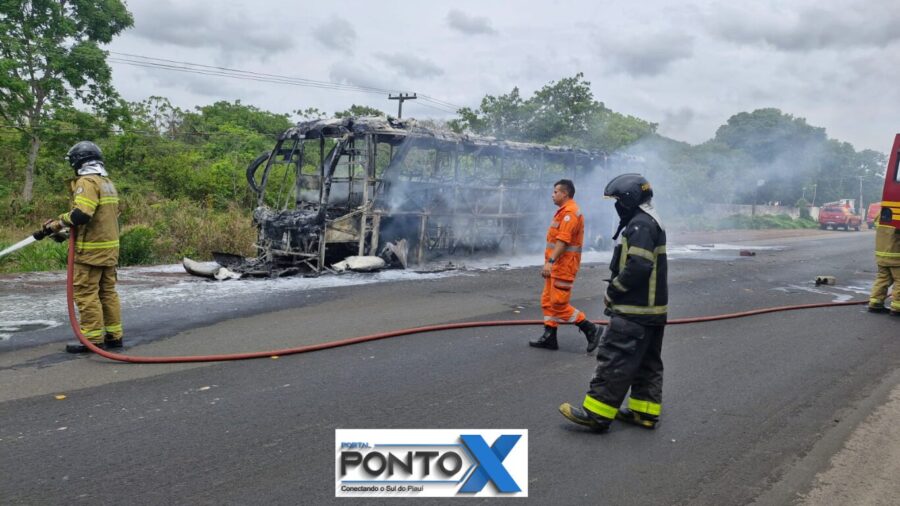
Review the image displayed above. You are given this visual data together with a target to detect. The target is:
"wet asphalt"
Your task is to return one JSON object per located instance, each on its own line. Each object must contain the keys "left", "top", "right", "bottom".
{"left": 1, "top": 230, "right": 898, "bottom": 505}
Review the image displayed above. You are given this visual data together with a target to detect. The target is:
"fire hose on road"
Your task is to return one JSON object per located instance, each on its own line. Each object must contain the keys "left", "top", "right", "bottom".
{"left": 61, "top": 228, "right": 880, "bottom": 364}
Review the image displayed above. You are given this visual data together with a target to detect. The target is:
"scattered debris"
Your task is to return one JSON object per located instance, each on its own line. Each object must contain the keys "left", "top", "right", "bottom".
{"left": 332, "top": 256, "right": 386, "bottom": 273}
{"left": 413, "top": 262, "right": 459, "bottom": 274}
{"left": 182, "top": 258, "right": 242, "bottom": 281}
{"left": 815, "top": 275, "right": 837, "bottom": 286}
{"left": 380, "top": 239, "right": 409, "bottom": 269}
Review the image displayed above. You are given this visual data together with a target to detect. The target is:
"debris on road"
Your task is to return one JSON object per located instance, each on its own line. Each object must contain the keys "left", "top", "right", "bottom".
{"left": 182, "top": 258, "right": 242, "bottom": 281}
{"left": 815, "top": 275, "right": 837, "bottom": 286}
{"left": 332, "top": 256, "right": 386, "bottom": 273}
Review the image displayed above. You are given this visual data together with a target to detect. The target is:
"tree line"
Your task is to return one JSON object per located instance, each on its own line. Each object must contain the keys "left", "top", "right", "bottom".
{"left": 0, "top": 1, "right": 887, "bottom": 239}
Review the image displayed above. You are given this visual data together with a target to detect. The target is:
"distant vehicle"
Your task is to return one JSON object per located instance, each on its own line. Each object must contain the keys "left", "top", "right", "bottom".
{"left": 818, "top": 202, "right": 861, "bottom": 231}
{"left": 866, "top": 203, "right": 882, "bottom": 229}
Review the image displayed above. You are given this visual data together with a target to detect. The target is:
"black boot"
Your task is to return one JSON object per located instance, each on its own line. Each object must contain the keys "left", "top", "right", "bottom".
{"left": 103, "top": 333, "right": 124, "bottom": 349}
{"left": 558, "top": 403, "right": 610, "bottom": 432}
{"left": 616, "top": 408, "right": 659, "bottom": 429}
{"left": 65, "top": 337, "right": 123, "bottom": 354}
{"left": 577, "top": 320, "right": 602, "bottom": 353}
{"left": 65, "top": 341, "right": 101, "bottom": 354}
{"left": 529, "top": 325, "right": 558, "bottom": 350}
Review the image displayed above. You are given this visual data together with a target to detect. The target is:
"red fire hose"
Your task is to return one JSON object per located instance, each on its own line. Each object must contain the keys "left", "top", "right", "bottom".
{"left": 65, "top": 229, "right": 879, "bottom": 364}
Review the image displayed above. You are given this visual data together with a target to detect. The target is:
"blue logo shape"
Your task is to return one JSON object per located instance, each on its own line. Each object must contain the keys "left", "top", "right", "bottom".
{"left": 458, "top": 434, "right": 522, "bottom": 493}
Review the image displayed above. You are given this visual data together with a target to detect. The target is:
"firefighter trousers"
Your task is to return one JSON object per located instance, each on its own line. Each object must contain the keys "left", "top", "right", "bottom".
{"left": 582, "top": 316, "right": 665, "bottom": 421}
{"left": 870, "top": 265, "right": 900, "bottom": 312}
{"left": 541, "top": 276, "right": 587, "bottom": 328}
{"left": 73, "top": 262, "right": 123, "bottom": 343}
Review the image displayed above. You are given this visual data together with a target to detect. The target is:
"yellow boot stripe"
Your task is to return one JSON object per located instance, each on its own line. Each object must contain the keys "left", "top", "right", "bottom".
{"left": 583, "top": 396, "right": 618, "bottom": 420}
{"left": 628, "top": 397, "right": 662, "bottom": 416}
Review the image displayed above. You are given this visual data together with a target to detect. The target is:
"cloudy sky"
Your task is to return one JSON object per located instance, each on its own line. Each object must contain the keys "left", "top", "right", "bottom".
{"left": 106, "top": 0, "right": 899, "bottom": 152}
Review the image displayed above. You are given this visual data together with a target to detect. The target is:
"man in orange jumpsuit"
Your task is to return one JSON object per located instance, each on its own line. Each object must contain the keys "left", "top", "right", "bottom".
{"left": 529, "top": 179, "right": 601, "bottom": 351}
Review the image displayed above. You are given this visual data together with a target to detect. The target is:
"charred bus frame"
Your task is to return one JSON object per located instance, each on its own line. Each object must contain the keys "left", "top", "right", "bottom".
{"left": 245, "top": 116, "right": 608, "bottom": 276}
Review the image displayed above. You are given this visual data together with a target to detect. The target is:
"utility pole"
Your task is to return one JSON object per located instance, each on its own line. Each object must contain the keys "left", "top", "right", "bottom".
{"left": 388, "top": 93, "right": 416, "bottom": 118}
{"left": 858, "top": 175, "right": 864, "bottom": 216}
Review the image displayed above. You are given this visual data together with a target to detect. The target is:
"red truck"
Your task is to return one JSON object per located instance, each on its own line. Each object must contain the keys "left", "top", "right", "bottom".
{"left": 818, "top": 201, "right": 862, "bottom": 231}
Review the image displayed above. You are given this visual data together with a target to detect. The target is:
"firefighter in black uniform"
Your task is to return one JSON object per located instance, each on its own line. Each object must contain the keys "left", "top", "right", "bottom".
{"left": 559, "top": 173, "right": 668, "bottom": 432}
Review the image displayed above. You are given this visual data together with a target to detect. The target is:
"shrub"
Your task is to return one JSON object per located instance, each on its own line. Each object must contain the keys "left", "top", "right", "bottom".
{"left": 119, "top": 225, "right": 156, "bottom": 265}
{"left": 0, "top": 237, "right": 68, "bottom": 273}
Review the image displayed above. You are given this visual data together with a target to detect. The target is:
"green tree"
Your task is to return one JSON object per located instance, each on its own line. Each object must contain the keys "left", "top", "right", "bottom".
{"left": 334, "top": 104, "right": 385, "bottom": 118}
{"left": 713, "top": 108, "right": 826, "bottom": 164}
{"left": 449, "top": 86, "right": 530, "bottom": 140}
{"left": 0, "top": 0, "right": 133, "bottom": 201}
{"left": 296, "top": 107, "right": 325, "bottom": 120}
{"left": 449, "top": 74, "right": 655, "bottom": 151}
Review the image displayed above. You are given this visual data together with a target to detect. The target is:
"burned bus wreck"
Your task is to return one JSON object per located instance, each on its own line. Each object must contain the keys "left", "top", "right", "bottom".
{"left": 229, "top": 116, "right": 611, "bottom": 276}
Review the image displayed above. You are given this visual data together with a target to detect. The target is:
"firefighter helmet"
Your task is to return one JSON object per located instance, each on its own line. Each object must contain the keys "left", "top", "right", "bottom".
{"left": 65, "top": 141, "right": 103, "bottom": 170}
{"left": 604, "top": 173, "right": 653, "bottom": 209}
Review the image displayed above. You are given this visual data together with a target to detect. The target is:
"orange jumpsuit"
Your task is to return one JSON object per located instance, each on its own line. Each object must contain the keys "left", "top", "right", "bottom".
{"left": 541, "top": 199, "right": 587, "bottom": 328}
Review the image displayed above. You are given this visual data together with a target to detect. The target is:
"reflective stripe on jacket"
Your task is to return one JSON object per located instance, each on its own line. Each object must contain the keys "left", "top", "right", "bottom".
{"left": 606, "top": 210, "right": 668, "bottom": 326}
{"left": 59, "top": 174, "right": 120, "bottom": 266}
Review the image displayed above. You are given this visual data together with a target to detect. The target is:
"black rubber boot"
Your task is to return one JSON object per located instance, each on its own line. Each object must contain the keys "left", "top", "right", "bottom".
{"left": 65, "top": 342, "right": 102, "bottom": 354}
{"left": 529, "top": 325, "right": 558, "bottom": 350}
{"left": 577, "top": 320, "right": 602, "bottom": 353}
{"left": 558, "top": 403, "right": 611, "bottom": 432}
{"left": 65, "top": 337, "right": 123, "bottom": 354}
{"left": 104, "top": 333, "right": 124, "bottom": 349}
{"left": 616, "top": 408, "right": 659, "bottom": 429}
{"left": 868, "top": 304, "right": 888, "bottom": 313}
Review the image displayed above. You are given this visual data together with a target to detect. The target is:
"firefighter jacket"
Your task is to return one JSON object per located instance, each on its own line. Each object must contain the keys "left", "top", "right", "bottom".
{"left": 874, "top": 223, "right": 900, "bottom": 267}
{"left": 58, "top": 174, "right": 120, "bottom": 267}
{"left": 546, "top": 199, "right": 584, "bottom": 282}
{"left": 606, "top": 205, "right": 667, "bottom": 326}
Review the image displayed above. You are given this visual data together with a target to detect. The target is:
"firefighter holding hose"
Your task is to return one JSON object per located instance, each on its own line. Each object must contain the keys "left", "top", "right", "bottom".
{"left": 38, "top": 141, "right": 124, "bottom": 353}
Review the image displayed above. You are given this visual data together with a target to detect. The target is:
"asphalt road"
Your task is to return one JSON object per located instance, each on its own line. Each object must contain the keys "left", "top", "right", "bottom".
{"left": 1, "top": 230, "right": 898, "bottom": 505}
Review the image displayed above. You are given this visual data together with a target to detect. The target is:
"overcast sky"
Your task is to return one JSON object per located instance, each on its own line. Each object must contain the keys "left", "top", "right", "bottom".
{"left": 106, "top": 0, "right": 899, "bottom": 152}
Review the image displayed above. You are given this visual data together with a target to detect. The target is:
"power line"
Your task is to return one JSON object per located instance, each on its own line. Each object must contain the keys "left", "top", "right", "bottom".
{"left": 109, "top": 56, "right": 458, "bottom": 115}
{"left": 109, "top": 52, "right": 396, "bottom": 95}
{"left": 107, "top": 52, "right": 463, "bottom": 114}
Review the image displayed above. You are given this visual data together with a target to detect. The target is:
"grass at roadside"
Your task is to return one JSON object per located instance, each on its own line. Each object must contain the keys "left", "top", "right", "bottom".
{"left": 1, "top": 196, "right": 257, "bottom": 274}
{"left": 669, "top": 213, "right": 819, "bottom": 231}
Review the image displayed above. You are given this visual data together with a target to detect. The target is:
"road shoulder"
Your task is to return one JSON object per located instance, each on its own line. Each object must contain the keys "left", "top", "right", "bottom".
{"left": 752, "top": 365, "right": 900, "bottom": 505}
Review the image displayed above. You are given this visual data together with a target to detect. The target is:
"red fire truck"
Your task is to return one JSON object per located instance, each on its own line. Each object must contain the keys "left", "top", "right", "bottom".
{"left": 880, "top": 135, "right": 900, "bottom": 228}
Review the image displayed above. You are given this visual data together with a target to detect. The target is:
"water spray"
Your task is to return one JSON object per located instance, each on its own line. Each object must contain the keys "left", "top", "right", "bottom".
{"left": 0, "top": 227, "right": 69, "bottom": 259}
